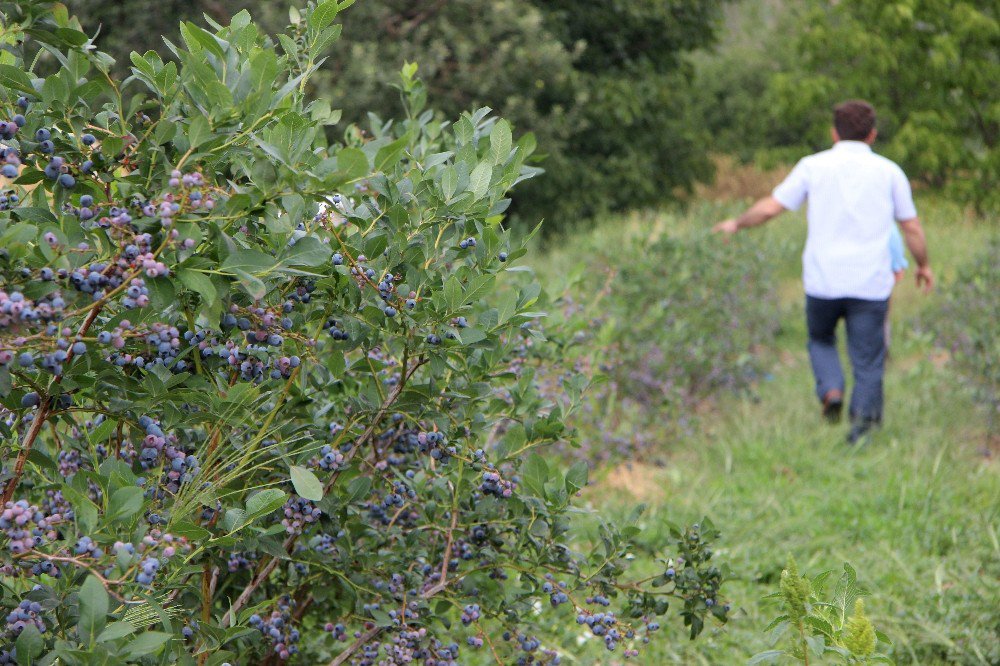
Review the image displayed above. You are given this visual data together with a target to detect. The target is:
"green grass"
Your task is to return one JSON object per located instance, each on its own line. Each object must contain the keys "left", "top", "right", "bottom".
{"left": 533, "top": 197, "right": 1000, "bottom": 664}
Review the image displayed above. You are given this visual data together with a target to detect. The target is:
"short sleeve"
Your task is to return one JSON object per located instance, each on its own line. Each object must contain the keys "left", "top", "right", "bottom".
{"left": 891, "top": 167, "right": 917, "bottom": 221}
{"left": 772, "top": 159, "right": 810, "bottom": 211}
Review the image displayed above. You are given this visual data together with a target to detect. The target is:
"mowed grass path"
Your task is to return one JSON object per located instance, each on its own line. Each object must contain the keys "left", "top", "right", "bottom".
{"left": 552, "top": 200, "right": 999, "bottom": 664}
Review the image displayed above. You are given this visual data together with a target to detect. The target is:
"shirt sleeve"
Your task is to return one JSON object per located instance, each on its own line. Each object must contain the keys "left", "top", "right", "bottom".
{"left": 772, "top": 159, "right": 809, "bottom": 211}
{"left": 891, "top": 167, "right": 918, "bottom": 221}
{"left": 888, "top": 225, "right": 908, "bottom": 271}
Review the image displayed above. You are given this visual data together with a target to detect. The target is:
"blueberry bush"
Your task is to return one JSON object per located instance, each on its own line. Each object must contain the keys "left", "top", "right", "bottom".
{"left": 929, "top": 240, "right": 1000, "bottom": 431}
{"left": 533, "top": 224, "right": 779, "bottom": 465}
{"left": 0, "top": 1, "right": 729, "bottom": 663}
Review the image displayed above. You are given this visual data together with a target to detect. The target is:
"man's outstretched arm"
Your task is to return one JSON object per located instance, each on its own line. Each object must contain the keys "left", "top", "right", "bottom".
{"left": 898, "top": 217, "right": 933, "bottom": 292}
{"left": 713, "top": 196, "right": 787, "bottom": 236}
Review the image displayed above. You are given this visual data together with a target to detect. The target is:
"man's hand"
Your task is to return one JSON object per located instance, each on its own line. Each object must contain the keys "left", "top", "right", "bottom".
{"left": 712, "top": 219, "right": 739, "bottom": 236}
{"left": 915, "top": 265, "right": 934, "bottom": 293}
{"left": 712, "top": 197, "right": 786, "bottom": 239}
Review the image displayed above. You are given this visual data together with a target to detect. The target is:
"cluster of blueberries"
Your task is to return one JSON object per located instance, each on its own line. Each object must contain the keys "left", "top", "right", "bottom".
{"left": 0, "top": 189, "right": 20, "bottom": 210}
{"left": 0, "top": 501, "right": 62, "bottom": 554}
{"left": 311, "top": 444, "right": 345, "bottom": 472}
{"left": 57, "top": 449, "right": 81, "bottom": 478}
{"left": 541, "top": 575, "right": 570, "bottom": 607}
{"left": 281, "top": 497, "right": 322, "bottom": 536}
{"left": 73, "top": 535, "right": 104, "bottom": 559}
{"left": 135, "top": 556, "right": 160, "bottom": 586}
{"left": 323, "top": 621, "right": 348, "bottom": 641}
{"left": 365, "top": 480, "right": 417, "bottom": 526}
{"left": 39, "top": 151, "right": 76, "bottom": 188}
{"left": 29, "top": 559, "right": 60, "bottom": 579}
{"left": 0, "top": 289, "right": 65, "bottom": 334}
{"left": 249, "top": 596, "right": 300, "bottom": 660}
{"left": 227, "top": 551, "right": 255, "bottom": 573}
{"left": 0, "top": 112, "right": 24, "bottom": 177}
{"left": 479, "top": 466, "right": 516, "bottom": 499}
{"left": 352, "top": 628, "right": 465, "bottom": 666}
{"left": 4, "top": 600, "right": 45, "bottom": 637}
{"left": 0, "top": 112, "right": 24, "bottom": 142}
{"left": 310, "top": 532, "right": 342, "bottom": 555}
{"left": 135, "top": 415, "right": 199, "bottom": 491}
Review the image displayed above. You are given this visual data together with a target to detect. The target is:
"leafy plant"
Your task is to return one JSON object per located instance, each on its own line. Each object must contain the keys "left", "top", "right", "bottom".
{"left": 751, "top": 558, "right": 893, "bottom": 665}
{"left": 0, "top": 1, "right": 729, "bottom": 663}
{"left": 928, "top": 239, "right": 1000, "bottom": 431}
{"left": 65, "top": 0, "right": 732, "bottom": 231}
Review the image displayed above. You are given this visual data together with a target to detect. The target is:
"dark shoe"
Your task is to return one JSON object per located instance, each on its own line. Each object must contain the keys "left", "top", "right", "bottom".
{"left": 846, "top": 418, "right": 879, "bottom": 445}
{"left": 822, "top": 389, "right": 844, "bottom": 423}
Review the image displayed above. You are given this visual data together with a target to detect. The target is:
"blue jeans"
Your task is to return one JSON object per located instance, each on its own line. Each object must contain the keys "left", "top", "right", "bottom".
{"left": 805, "top": 296, "right": 889, "bottom": 422}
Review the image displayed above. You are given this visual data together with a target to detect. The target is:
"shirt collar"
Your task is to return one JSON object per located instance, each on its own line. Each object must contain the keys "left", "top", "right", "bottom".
{"left": 833, "top": 140, "right": 873, "bottom": 152}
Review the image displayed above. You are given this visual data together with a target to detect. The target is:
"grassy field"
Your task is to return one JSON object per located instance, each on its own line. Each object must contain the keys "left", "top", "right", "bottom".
{"left": 534, "top": 198, "right": 1000, "bottom": 664}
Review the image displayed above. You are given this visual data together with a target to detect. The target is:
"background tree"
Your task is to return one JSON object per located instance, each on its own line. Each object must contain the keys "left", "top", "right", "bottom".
{"left": 66, "top": 0, "right": 733, "bottom": 230}
{"left": 691, "top": 0, "right": 999, "bottom": 212}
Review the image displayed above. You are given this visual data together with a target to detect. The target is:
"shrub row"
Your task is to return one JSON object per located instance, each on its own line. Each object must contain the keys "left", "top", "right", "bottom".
{"left": 536, "top": 219, "right": 779, "bottom": 465}
{"left": 931, "top": 240, "right": 1000, "bottom": 427}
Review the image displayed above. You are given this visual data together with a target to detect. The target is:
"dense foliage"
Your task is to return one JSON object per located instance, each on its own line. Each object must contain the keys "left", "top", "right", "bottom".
{"left": 537, "top": 218, "right": 778, "bottom": 465}
{"left": 694, "top": 0, "right": 999, "bottom": 212}
{"left": 0, "top": 1, "right": 731, "bottom": 663}
{"left": 930, "top": 240, "right": 1000, "bottom": 429}
{"left": 65, "top": 0, "right": 732, "bottom": 231}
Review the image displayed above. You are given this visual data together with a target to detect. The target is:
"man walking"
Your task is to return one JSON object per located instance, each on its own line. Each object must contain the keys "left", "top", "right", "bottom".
{"left": 713, "top": 100, "right": 933, "bottom": 443}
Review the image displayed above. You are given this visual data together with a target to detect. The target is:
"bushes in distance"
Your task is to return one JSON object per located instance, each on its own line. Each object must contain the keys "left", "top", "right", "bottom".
{"left": 537, "top": 218, "right": 779, "bottom": 464}
{"left": 0, "top": 1, "right": 729, "bottom": 663}
{"left": 931, "top": 240, "right": 1000, "bottom": 429}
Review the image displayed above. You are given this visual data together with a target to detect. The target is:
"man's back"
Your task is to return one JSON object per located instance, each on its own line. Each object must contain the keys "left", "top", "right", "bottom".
{"left": 772, "top": 141, "right": 916, "bottom": 300}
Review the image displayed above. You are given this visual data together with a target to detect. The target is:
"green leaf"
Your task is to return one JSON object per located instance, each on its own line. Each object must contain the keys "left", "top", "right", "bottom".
{"left": 290, "top": 465, "right": 324, "bottom": 501}
{"left": 374, "top": 135, "right": 409, "bottom": 173}
{"left": 454, "top": 116, "right": 474, "bottom": 144}
{"left": 124, "top": 631, "right": 172, "bottom": 658}
{"left": 747, "top": 650, "right": 785, "bottom": 665}
{"left": 521, "top": 453, "right": 548, "bottom": 499}
{"left": 443, "top": 276, "right": 463, "bottom": 312}
{"left": 169, "top": 521, "right": 212, "bottom": 541}
{"left": 440, "top": 166, "right": 457, "bottom": 200}
{"left": 107, "top": 487, "right": 144, "bottom": 521}
{"left": 178, "top": 268, "right": 217, "bottom": 302}
{"left": 230, "top": 268, "right": 266, "bottom": 300}
{"left": 86, "top": 418, "right": 118, "bottom": 446}
{"left": 15, "top": 623, "right": 43, "bottom": 662}
{"left": 345, "top": 476, "right": 371, "bottom": 503}
{"left": 221, "top": 249, "right": 278, "bottom": 276}
{"left": 0, "top": 64, "right": 35, "bottom": 94}
{"left": 370, "top": 609, "right": 394, "bottom": 627}
{"left": 78, "top": 575, "right": 109, "bottom": 645}
{"left": 336, "top": 147, "right": 368, "bottom": 180}
{"left": 97, "top": 621, "right": 136, "bottom": 643}
{"left": 490, "top": 119, "right": 512, "bottom": 164}
{"left": 246, "top": 489, "right": 287, "bottom": 517}
{"left": 496, "top": 290, "right": 518, "bottom": 326}
{"left": 565, "top": 461, "right": 588, "bottom": 494}
{"left": 309, "top": 0, "right": 341, "bottom": 31}
{"left": 462, "top": 275, "right": 495, "bottom": 306}
{"left": 469, "top": 161, "right": 492, "bottom": 200}
{"left": 188, "top": 115, "right": 212, "bottom": 149}
{"left": 283, "top": 236, "right": 332, "bottom": 267}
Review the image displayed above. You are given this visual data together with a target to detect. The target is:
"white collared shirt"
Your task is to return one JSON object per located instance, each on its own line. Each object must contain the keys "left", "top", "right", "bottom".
{"left": 772, "top": 141, "right": 917, "bottom": 300}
